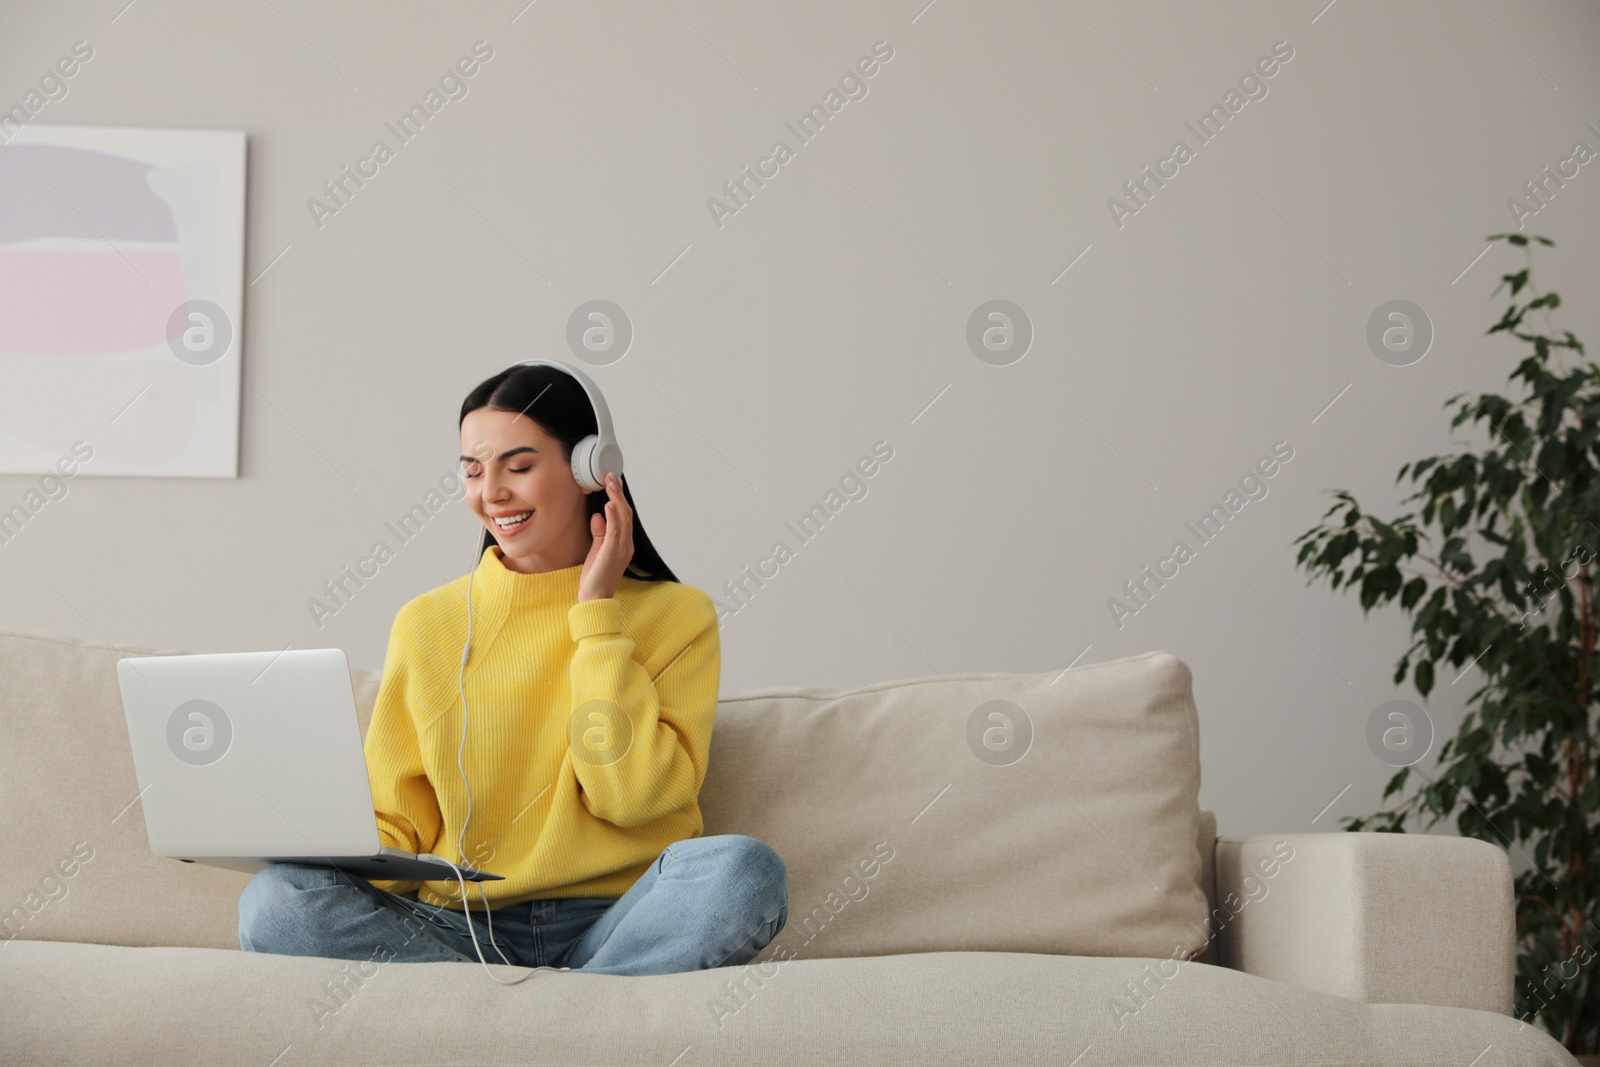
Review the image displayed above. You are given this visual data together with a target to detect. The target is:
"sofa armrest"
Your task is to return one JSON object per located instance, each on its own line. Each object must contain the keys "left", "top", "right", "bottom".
{"left": 1214, "top": 831, "right": 1514, "bottom": 1015}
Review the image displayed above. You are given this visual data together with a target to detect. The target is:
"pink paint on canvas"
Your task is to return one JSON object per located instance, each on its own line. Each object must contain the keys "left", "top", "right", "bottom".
{"left": 0, "top": 249, "right": 187, "bottom": 355}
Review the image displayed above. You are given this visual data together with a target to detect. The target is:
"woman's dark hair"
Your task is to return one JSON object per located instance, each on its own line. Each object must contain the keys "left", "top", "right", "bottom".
{"left": 459, "top": 364, "right": 679, "bottom": 584}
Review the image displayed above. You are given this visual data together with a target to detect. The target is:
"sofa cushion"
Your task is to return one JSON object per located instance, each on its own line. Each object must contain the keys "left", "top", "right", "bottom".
{"left": 699, "top": 650, "right": 1210, "bottom": 963}
{"left": 0, "top": 940, "right": 1577, "bottom": 1066}
{"left": 2, "top": 629, "right": 1208, "bottom": 963}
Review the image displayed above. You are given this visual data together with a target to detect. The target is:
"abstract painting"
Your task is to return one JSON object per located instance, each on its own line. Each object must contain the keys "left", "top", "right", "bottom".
{"left": 0, "top": 124, "right": 246, "bottom": 477}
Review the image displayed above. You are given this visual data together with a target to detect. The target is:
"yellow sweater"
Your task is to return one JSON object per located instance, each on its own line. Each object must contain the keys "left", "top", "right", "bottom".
{"left": 362, "top": 544, "right": 720, "bottom": 910}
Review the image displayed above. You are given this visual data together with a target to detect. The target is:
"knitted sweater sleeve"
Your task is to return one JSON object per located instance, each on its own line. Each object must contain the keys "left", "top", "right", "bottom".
{"left": 363, "top": 603, "right": 443, "bottom": 894}
{"left": 564, "top": 588, "right": 720, "bottom": 829}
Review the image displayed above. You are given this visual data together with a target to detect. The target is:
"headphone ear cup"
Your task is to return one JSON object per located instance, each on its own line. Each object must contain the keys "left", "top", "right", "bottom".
{"left": 570, "top": 435, "right": 601, "bottom": 492}
{"left": 594, "top": 440, "right": 624, "bottom": 487}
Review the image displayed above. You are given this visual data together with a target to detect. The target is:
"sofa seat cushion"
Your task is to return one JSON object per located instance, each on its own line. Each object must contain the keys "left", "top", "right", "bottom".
{"left": 0, "top": 940, "right": 1575, "bottom": 1066}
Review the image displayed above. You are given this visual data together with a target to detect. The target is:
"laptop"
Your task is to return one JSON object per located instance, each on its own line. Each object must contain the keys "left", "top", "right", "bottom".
{"left": 115, "top": 647, "right": 503, "bottom": 884}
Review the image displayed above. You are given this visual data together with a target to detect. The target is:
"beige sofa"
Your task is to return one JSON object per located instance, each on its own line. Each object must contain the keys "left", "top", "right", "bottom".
{"left": 0, "top": 629, "right": 1577, "bottom": 1066}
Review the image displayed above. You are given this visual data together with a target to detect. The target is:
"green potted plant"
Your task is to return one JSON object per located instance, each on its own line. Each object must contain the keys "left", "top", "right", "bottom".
{"left": 1292, "top": 232, "right": 1597, "bottom": 1058}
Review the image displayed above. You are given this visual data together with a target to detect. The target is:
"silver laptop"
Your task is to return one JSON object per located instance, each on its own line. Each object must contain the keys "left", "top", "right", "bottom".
{"left": 115, "top": 647, "right": 502, "bottom": 884}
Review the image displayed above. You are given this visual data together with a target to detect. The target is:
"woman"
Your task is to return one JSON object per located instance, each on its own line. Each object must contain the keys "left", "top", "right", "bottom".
{"left": 237, "top": 361, "right": 788, "bottom": 979}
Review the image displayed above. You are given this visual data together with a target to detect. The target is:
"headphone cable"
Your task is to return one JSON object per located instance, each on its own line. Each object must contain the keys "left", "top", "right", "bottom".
{"left": 443, "top": 538, "right": 543, "bottom": 984}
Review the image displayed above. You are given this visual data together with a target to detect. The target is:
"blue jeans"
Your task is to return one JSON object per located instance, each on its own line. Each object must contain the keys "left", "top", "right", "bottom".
{"left": 237, "top": 834, "right": 788, "bottom": 976}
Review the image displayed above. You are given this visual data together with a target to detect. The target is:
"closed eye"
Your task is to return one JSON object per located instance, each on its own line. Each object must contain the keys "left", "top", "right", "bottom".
{"left": 463, "top": 466, "right": 533, "bottom": 478}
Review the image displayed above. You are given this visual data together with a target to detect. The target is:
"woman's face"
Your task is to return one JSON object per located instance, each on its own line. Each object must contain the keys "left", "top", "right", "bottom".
{"left": 459, "top": 407, "right": 594, "bottom": 574}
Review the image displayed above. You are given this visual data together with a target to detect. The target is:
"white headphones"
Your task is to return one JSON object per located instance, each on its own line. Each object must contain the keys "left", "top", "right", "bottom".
{"left": 440, "top": 359, "right": 625, "bottom": 983}
{"left": 523, "top": 358, "right": 626, "bottom": 493}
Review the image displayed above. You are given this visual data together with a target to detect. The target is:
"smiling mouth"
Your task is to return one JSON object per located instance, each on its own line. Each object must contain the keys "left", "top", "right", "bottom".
{"left": 491, "top": 510, "right": 532, "bottom": 534}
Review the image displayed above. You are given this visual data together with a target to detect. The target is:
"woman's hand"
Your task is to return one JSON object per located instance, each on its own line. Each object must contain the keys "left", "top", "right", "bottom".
{"left": 578, "top": 472, "right": 634, "bottom": 603}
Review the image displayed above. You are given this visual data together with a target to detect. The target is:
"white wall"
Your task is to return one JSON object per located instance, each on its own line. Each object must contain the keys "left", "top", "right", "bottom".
{"left": 3, "top": 0, "right": 1598, "bottom": 838}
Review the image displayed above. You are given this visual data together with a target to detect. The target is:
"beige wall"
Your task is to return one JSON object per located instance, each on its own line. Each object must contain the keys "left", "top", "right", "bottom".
{"left": 2, "top": 1, "right": 1598, "bottom": 839}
